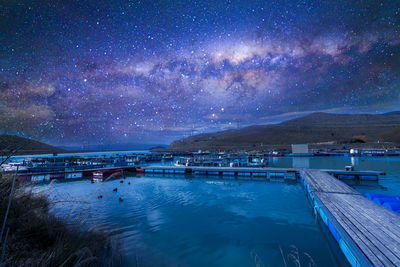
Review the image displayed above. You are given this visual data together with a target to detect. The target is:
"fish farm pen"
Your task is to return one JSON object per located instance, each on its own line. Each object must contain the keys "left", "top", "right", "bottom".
{"left": 2, "top": 153, "right": 400, "bottom": 266}
{"left": 11, "top": 164, "right": 384, "bottom": 183}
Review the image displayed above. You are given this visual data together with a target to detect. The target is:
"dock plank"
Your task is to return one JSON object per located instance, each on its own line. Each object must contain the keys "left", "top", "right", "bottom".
{"left": 301, "top": 170, "right": 400, "bottom": 266}
{"left": 320, "top": 193, "right": 400, "bottom": 265}
{"left": 322, "top": 201, "right": 386, "bottom": 266}
{"left": 301, "top": 170, "right": 357, "bottom": 194}
{"left": 337, "top": 194, "right": 400, "bottom": 242}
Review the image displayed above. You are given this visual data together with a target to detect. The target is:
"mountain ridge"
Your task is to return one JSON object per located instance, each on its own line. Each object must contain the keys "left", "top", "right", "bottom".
{"left": 168, "top": 112, "right": 400, "bottom": 151}
{"left": 0, "top": 135, "right": 66, "bottom": 155}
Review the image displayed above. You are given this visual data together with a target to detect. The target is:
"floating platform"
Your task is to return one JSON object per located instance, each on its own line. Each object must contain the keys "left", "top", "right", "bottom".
{"left": 300, "top": 170, "right": 400, "bottom": 266}
{"left": 15, "top": 165, "right": 383, "bottom": 183}
{"left": 141, "top": 166, "right": 382, "bottom": 181}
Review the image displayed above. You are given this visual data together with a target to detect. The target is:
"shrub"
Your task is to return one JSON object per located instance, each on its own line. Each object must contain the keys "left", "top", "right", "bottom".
{"left": 0, "top": 173, "right": 121, "bottom": 266}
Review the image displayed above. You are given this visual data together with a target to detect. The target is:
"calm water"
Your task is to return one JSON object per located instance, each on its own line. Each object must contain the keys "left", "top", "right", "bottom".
{"left": 40, "top": 175, "right": 348, "bottom": 266}
{"left": 266, "top": 156, "right": 400, "bottom": 195}
{"left": 35, "top": 156, "right": 399, "bottom": 266}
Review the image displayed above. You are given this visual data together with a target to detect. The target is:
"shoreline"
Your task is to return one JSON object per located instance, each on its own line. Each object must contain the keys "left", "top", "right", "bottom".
{"left": 151, "top": 142, "right": 399, "bottom": 153}
{"left": 5, "top": 148, "right": 151, "bottom": 157}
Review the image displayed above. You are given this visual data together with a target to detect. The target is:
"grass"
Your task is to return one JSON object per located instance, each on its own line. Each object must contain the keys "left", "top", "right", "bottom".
{"left": 0, "top": 173, "right": 121, "bottom": 266}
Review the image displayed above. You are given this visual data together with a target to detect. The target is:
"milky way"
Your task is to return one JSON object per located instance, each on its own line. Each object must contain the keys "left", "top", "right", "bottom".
{"left": 1, "top": 1, "right": 400, "bottom": 146}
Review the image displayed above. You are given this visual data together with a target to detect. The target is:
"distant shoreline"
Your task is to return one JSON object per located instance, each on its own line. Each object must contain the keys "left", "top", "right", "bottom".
{"left": 8, "top": 148, "right": 150, "bottom": 156}
{"left": 5, "top": 143, "right": 400, "bottom": 156}
{"left": 150, "top": 142, "right": 399, "bottom": 153}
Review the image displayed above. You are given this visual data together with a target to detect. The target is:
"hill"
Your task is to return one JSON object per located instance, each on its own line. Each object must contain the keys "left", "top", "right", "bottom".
{"left": 168, "top": 112, "right": 400, "bottom": 151}
{"left": 385, "top": 111, "right": 400, "bottom": 115}
{"left": 0, "top": 135, "right": 66, "bottom": 156}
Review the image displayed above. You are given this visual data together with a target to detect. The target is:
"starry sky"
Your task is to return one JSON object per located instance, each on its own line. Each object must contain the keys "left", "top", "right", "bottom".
{"left": 1, "top": 0, "right": 400, "bottom": 147}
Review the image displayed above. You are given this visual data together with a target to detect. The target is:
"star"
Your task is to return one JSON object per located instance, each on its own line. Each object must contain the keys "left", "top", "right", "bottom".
{"left": 0, "top": 0, "right": 399, "bottom": 147}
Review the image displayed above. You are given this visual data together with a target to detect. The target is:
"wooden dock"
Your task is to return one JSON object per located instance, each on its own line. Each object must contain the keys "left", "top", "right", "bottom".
{"left": 300, "top": 169, "right": 400, "bottom": 266}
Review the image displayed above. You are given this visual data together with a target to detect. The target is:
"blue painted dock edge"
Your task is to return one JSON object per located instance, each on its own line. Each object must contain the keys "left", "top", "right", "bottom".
{"left": 299, "top": 173, "right": 372, "bottom": 267}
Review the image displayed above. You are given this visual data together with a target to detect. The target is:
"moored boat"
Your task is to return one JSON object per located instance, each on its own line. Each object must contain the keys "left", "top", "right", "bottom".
{"left": 267, "top": 151, "right": 283, "bottom": 157}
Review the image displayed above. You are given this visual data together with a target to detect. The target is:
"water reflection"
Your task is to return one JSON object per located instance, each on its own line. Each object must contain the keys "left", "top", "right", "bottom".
{"left": 38, "top": 175, "right": 349, "bottom": 266}
{"left": 292, "top": 157, "right": 310, "bottom": 169}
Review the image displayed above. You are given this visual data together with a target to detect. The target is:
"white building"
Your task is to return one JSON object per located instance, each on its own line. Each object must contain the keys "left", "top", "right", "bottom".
{"left": 291, "top": 144, "right": 309, "bottom": 154}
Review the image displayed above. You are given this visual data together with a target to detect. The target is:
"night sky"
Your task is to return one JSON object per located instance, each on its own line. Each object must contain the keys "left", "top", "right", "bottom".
{"left": 1, "top": 1, "right": 400, "bottom": 147}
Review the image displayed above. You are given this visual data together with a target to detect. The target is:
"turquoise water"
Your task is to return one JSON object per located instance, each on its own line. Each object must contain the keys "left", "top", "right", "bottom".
{"left": 40, "top": 175, "right": 348, "bottom": 266}
{"left": 33, "top": 156, "right": 399, "bottom": 266}
{"left": 266, "top": 156, "right": 400, "bottom": 195}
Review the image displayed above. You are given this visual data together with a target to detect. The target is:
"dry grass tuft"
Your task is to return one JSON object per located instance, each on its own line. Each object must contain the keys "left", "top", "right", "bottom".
{"left": 0, "top": 173, "right": 121, "bottom": 266}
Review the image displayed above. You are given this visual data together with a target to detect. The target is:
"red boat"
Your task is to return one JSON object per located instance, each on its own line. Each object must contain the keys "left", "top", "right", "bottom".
{"left": 83, "top": 170, "right": 94, "bottom": 176}
{"left": 267, "top": 151, "right": 283, "bottom": 157}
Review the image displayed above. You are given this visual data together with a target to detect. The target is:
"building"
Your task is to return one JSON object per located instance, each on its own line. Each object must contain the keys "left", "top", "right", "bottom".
{"left": 291, "top": 144, "right": 309, "bottom": 154}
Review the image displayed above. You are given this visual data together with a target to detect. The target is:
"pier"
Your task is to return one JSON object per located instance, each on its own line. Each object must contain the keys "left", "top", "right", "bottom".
{"left": 142, "top": 165, "right": 383, "bottom": 181}
{"left": 14, "top": 165, "right": 384, "bottom": 182}
{"left": 300, "top": 169, "right": 400, "bottom": 266}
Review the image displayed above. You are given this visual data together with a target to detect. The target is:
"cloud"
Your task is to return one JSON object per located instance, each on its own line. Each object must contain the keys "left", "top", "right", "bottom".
{"left": 1, "top": 25, "right": 400, "bottom": 145}
{"left": 0, "top": 103, "right": 55, "bottom": 136}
